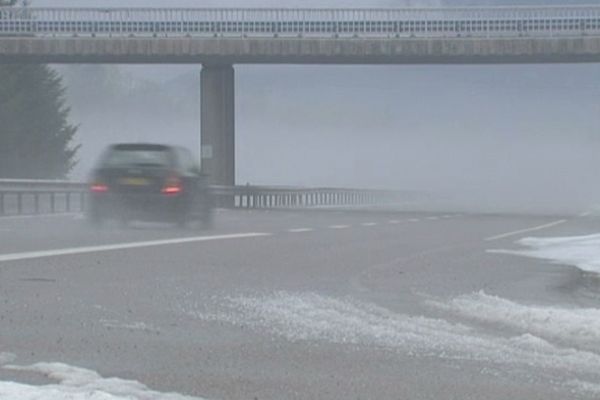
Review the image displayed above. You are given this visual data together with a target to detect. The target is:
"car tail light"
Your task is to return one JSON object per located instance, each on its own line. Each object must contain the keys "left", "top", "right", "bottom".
{"left": 90, "top": 183, "right": 109, "bottom": 193}
{"left": 162, "top": 175, "right": 183, "bottom": 196}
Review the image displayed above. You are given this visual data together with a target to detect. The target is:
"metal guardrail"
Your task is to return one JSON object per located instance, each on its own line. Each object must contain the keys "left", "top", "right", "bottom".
{"left": 0, "top": 179, "right": 86, "bottom": 216}
{"left": 0, "top": 180, "right": 402, "bottom": 217}
{"left": 1, "top": 6, "right": 600, "bottom": 38}
{"left": 211, "top": 185, "right": 400, "bottom": 209}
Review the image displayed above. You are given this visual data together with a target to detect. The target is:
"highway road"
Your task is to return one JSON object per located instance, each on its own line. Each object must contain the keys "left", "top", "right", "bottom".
{"left": 1, "top": 209, "right": 600, "bottom": 399}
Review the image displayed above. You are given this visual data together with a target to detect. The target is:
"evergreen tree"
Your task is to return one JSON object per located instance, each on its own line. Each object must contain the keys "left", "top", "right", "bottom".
{"left": 0, "top": 65, "right": 79, "bottom": 179}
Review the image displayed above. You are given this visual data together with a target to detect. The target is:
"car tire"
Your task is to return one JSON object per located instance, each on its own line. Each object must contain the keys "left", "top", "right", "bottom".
{"left": 174, "top": 209, "right": 190, "bottom": 229}
{"left": 88, "top": 209, "right": 105, "bottom": 228}
{"left": 200, "top": 207, "right": 214, "bottom": 230}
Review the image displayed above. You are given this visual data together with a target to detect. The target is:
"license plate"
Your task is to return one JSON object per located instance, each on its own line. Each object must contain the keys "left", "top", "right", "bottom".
{"left": 119, "top": 177, "right": 150, "bottom": 186}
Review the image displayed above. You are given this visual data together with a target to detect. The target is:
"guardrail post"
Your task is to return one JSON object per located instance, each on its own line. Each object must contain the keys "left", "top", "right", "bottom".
{"left": 66, "top": 192, "right": 71, "bottom": 212}
{"left": 80, "top": 191, "right": 86, "bottom": 212}
{"left": 17, "top": 193, "right": 22, "bottom": 215}
{"left": 0, "top": 193, "right": 4, "bottom": 216}
{"left": 34, "top": 193, "right": 39, "bottom": 214}
{"left": 50, "top": 192, "right": 56, "bottom": 213}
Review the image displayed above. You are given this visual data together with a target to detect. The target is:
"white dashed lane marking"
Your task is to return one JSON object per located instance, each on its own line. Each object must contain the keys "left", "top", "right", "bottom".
{"left": 484, "top": 219, "right": 568, "bottom": 242}
{"left": 287, "top": 228, "right": 314, "bottom": 233}
{"left": 361, "top": 222, "right": 378, "bottom": 227}
{"left": 329, "top": 225, "right": 351, "bottom": 230}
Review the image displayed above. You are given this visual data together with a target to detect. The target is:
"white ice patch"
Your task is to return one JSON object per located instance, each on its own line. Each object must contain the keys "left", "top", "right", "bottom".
{"left": 189, "top": 292, "right": 600, "bottom": 379}
{"left": 491, "top": 233, "right": 600, "bottom": 274}
{"left": 430, "top": 291, "right": 600, "bottom": 352}
{"left": 567, "top": 380, "right": 600, "bottom": 396}
{"left": 100, "top": 319, "right": 161, "bottom": 334}
{"left": 0, "top": 354, "right": 15, "bottom": 366}
{"left": 1, "top": 362, "right": 204, "bottom": 400}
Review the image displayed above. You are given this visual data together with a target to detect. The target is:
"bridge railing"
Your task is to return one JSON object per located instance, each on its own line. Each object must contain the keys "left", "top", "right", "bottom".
{"left": 0, "top": 179, "right": 404, "bottom": 217}
{"left": 1, "top": 6, "right": 600, "bottom": 38}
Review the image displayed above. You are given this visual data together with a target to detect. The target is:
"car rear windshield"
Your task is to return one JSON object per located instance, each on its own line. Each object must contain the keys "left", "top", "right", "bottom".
{"left": 102, "top": 148, "right": 171, "bottom": 168}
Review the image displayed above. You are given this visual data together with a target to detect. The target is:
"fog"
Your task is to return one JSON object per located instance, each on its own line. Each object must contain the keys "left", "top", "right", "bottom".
{"left": 28, "top": 0, "right": 600, "bottom": 215}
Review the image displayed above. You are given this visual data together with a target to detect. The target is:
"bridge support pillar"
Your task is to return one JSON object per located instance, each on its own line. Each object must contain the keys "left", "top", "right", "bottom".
{"left": 201, "top": 64, "right": 235, "bottom": 186}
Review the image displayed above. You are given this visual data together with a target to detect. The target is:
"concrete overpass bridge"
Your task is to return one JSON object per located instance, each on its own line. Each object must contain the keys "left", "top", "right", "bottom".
{"left": 1, "top": 5, "right": 600, "bottom": 185}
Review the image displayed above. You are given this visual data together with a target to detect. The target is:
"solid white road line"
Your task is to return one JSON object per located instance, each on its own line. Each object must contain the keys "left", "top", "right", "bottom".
{"left": 287, "top": 228, "right": 314, "bottom": 233}
{"left": 361, "top": 222, "right": 378, "bottom": 227}
{"left": 0, "top": 232, "right": 271, "bottom": 263}
{"left": 329, "top": 225, "right": 351, "bottom": 229}
{"left": 484, "top": 220, "right": 568, "bottom": 242}
{"left": 0, "top": 213, "right": 81, "bottom": 221}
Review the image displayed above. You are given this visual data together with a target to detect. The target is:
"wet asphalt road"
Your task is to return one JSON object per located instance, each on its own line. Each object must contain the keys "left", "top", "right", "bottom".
{"left": 0, "top": 209, "right": 599, "bottom": 400}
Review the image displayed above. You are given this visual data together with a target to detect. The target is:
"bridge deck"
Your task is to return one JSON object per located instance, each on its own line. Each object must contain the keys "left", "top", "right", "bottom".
{"left": 2, "top": 7, "right": 600, "bottom": 64}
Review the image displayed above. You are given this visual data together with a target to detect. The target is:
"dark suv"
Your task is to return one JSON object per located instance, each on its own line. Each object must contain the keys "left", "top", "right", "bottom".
{"left": 88, "top": 143, "right": 213, "bottom": 228}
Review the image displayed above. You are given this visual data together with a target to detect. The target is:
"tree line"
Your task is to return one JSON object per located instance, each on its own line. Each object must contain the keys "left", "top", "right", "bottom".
{"left": 0, "top": 0, "right": 79, "bottom": 179}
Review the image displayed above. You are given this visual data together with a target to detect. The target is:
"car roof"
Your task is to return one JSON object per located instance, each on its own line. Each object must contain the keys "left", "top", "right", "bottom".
{"left": 109, "top": 143, "right": 173, "bottom": 151}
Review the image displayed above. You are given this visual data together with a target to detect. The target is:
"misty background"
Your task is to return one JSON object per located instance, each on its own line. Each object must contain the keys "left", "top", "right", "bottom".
{"left": 25, "top": 0, "right": 600, "bottom": 213}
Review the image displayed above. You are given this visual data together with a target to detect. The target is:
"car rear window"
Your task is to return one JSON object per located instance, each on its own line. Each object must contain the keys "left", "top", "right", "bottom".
{"left": 102, "top": 148, "right": 171, "bottom": 168}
